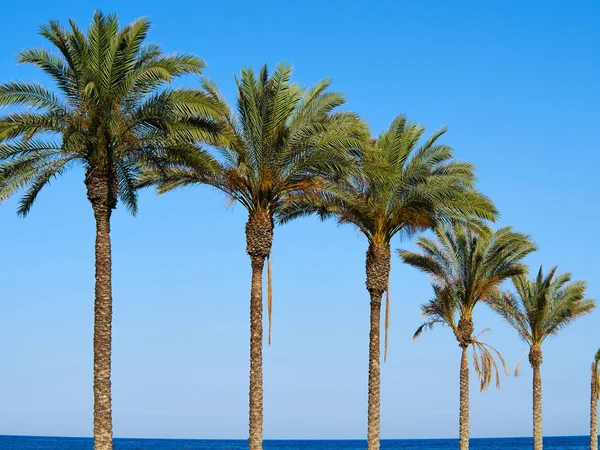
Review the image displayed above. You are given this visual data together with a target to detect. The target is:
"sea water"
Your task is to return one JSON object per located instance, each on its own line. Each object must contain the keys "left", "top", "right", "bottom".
{"left": 0, "top": 435, "right": 590, "bottom": 449}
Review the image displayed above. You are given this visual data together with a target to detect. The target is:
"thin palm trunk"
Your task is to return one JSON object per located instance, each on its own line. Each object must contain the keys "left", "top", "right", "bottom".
{"left": 367, "top": 290, "right": 382, "bottom": 450}
{"left": 92, "top": 207, "right": 113, "bottom": 450}
{"left": 245, "top": 212, "right": 273, "bottom": 450}
{"left": 591, "top": 366, "right": 598, "bottom": 450}
{"left": 533, "top": 364, "right": 543, "bottom": 450}
{"left": 459, "top": 345, "right": 469, "bottom": 450}
{"left": 249, "top": 255, "right": 265, "bottom": 450}
{"left": 365, "top": 243, "right": 390, "bottom": 450}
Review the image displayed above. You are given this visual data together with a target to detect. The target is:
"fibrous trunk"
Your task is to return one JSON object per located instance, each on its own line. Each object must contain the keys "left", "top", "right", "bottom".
{"left": 246, "top": 211, "right": 273, "bottom": 450}
{"left": 365, "top": 243, "right": 391, "bottom": 450}
{"left": 459, "top": 345, "right": 469, "bottom": 450}
{"left": 530, "top": 347, "right": 543, "bottom": 450}
{"left": 86, "top": 169, "right": 116, "bottom": 450}
{"left": 591, "top": 365, "right": 598, "bottom": 450}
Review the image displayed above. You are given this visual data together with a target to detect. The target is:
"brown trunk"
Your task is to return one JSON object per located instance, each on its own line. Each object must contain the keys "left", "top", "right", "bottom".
{"left": 249, "top": 255, "right": 265, "bottom": 450}
{"left": 530, "top": 347, "right": 543, "bottom": 450}
{"left": 86, "top": 169, "right": 116, "bottom": 450}
{"left": 245, "top": 211, "right": 273, "bottom": 450}
{"left": 459, "top": 345, "right": 469, "bottom": 450}
{"left": 367, "top": 290, "right": 382, "bottom": 450}
{"left": 591, "top": 364, "right": 598, "bottom": 450}
{"left": 365, "top": 243, "right": 390, "bottom": 450}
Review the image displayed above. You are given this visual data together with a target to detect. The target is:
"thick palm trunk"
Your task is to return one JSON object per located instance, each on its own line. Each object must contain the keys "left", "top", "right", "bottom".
{"left": 459, "top": 345, "right": 469, "bottom": 450}
{"left": 87, "top": 170, "right": 116, "bottom": 450}
{"left": 245, "top": 212, "right": 273, "bottom": 450}
{"left": 530, "top": 347, "right": 543, "bottom": 450}
{"left": 591, "top": 366, "right": 598, "bottom": 450}
{"left": 365, "top": 243, "right": 391, "bottom": 450}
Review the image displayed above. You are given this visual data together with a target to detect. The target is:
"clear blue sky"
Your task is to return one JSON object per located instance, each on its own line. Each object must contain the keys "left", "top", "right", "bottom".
{"left": 0, "top": 0, "right": 598, "bottom": 441}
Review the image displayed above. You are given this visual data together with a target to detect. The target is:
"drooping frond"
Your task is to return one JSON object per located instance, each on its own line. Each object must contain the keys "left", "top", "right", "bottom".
{"left": 471, "top": 338, "right": 509, "bottom": 392}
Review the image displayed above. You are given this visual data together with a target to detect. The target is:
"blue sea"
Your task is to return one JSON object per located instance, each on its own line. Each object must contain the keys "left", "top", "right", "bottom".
{"left": 0, "top": 436, "right": 590, "bottom": 449}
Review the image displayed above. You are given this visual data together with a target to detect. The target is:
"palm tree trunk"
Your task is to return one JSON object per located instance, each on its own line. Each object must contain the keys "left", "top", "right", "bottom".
{"left": 591, "top": 366, "right": 598, "bottom": 450}
{"left": 529, "top": 346, "right": 543, "bottom": 450}
{"left": 86, "top": 169, "right": 115, "bottom": 450}
{"left": 245, "top": 211, "right": 274, "bottom": 450}
{"left": 459, "top": 345, "right": 469, "bottom": 450}
{"left": 365, "top": 243, "right": 391, "bottom": 450}
{"left": 92, "top": 205, "right": 113, "bottom": 450}
{"left": 249, "top": 254, "right": 265, "bottom": 450}
{"left": 367, "top": 289, "right": 382, "bottom": 450}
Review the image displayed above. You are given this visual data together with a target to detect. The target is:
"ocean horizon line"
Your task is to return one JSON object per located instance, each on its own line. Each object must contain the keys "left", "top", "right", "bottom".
{"left": 0, "top": 434, "right": 588, "bottom": 441}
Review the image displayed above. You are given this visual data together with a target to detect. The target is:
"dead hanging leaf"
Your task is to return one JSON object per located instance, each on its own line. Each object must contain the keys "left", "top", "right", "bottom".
{"left": 267, "top": 255, "right": 272, "bottom": 346}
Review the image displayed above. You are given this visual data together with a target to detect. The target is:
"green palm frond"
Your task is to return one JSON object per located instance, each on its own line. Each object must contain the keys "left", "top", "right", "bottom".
{"left": 401, "top": 221, "right": 534, "bottom": 388}
{"left": 400, "top": 223, "right": 536, "bottom": 320}
{"left": 278, "top": 113, "right": 498, "bottom": 247}
{"left": 489, "top": 266, "right": 596, "bottom": 350}
{"left": 140, "top": 62, "right": 367, "bottom": 218}
{"left": 0, "top": 10, "right": 217, "bottom": 216}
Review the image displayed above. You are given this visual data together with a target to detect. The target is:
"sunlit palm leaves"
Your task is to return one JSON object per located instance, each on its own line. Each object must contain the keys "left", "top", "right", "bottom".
{"left": 489, "top": 266, "right": 596, "bottom": 373}
{"left": 400, "top": 224, "right": 536, "bottom": 390}
{"left": 0, "top": 10, "right": 221, "bottom": 216}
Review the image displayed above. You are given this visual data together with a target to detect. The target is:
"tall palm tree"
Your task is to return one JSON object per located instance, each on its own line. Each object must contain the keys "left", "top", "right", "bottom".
{"left": 591, "top": 348, "right": 600, "bottom": 450}
{"left": 0, "top": 12, "right": 220, "bottom": 450}
{"left": 278, "top": 114, "right": 498, "bottom": 450}
{"left": 398, "top": 224, "right": 536, "bottom": 450}
{"left": 138, "top": 63, "right": 367, "bottom": 450}
{"left": 489, "top": 267, "right": 596, "bottom": 450}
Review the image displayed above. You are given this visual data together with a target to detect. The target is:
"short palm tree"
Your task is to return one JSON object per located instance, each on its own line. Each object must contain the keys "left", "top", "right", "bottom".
{"left": 0, "top": 12, "right": 220, "bottom": 450}
{"left": 398, "top": 224, "right": 536, "bottom": 450}
{"left": 591, "top": 348, "right": 600, "bottom": 450}
{"left": 489, "top": 267, "right": 596, "bottom": 450}
{"left": 278, "top": 115, "right": 498, "bottom": 450}
{"left": 138, "top": 63, "right": 367, "bottom": 450}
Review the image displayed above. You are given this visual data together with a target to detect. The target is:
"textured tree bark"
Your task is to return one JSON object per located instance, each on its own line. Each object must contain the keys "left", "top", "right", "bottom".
{"left": 87, "top": 169, "right": 116, "bottom": 450}
{"left": 459, "top": 345, "right": 470, "bottom": 450}
{"left": 367, "top": 290, "right": 382, "bottom": 450}
{"left": 591, "top": 365, "right": 598, "bottom": 450}
{"left": 245, "top": 211, "right": 273, "bottom": 450}
{"left": 365, "top": 243, "right": 391, "bottom": 450}
{"left": 248, "top": 255, "right": 265, "bottom": 450}
{"left": 530, "top": 347, "right": 543, "bottom": 450}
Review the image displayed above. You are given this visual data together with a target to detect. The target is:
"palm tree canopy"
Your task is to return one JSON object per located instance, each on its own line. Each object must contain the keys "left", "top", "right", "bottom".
{"left": 596, "top": 348, "right": 600, "bottom": 365}
{"left": 0, "top": 10, "right": 222, "bottom": 216}
{"left": 138, "top": 63, "right": 369, "bottom": 219}
{"left": 400, "top": 224, "right": 537, "bottom": 336}
{"left": 278, "top": 114, "right": 498, "bottom": 247}
{"left": 489, "top": 266, "right": 596, "bottom": 348}
{"left": 399, "top": 224, "right": 535, "bottom": 391}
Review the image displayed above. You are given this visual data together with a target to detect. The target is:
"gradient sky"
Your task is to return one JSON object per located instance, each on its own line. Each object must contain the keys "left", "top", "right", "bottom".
{"left": 0, "top": 0, "right": 598, "bottom": 441}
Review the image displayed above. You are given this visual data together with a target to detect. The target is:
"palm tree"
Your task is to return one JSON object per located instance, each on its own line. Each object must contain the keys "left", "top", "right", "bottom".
{"left": 591, "top": 348, "right": 600, "bottom": 450}
{"left": 489, "top": 267, "right": 596, "bottom": 450}
{"left": 0, "top": 12, "right": 221, "bottom": 450}
{"left": 398, "top": 224, "right": 536, "bottom": 450}
{"left": 278, "top": 115, "right": 498, "bottom": 450}
{"left": 137, "top": 63, "right": 367, "bottom": 450}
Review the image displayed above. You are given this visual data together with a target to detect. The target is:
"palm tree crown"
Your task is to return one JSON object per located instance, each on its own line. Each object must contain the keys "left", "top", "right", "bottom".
{"left": 490, "top": 266, "right": 596, "bottom": 368}
{"left": 0, "top": 10, "right": 219, "bottom": 215}
{"left": 141, "top": 63, "right": 367, "bottom": 216}
{"left": 400, "top": 224, "right": 537, "bottom": 354}
{"left": 281, "top": 114, "right": 497, "bottom": 245}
